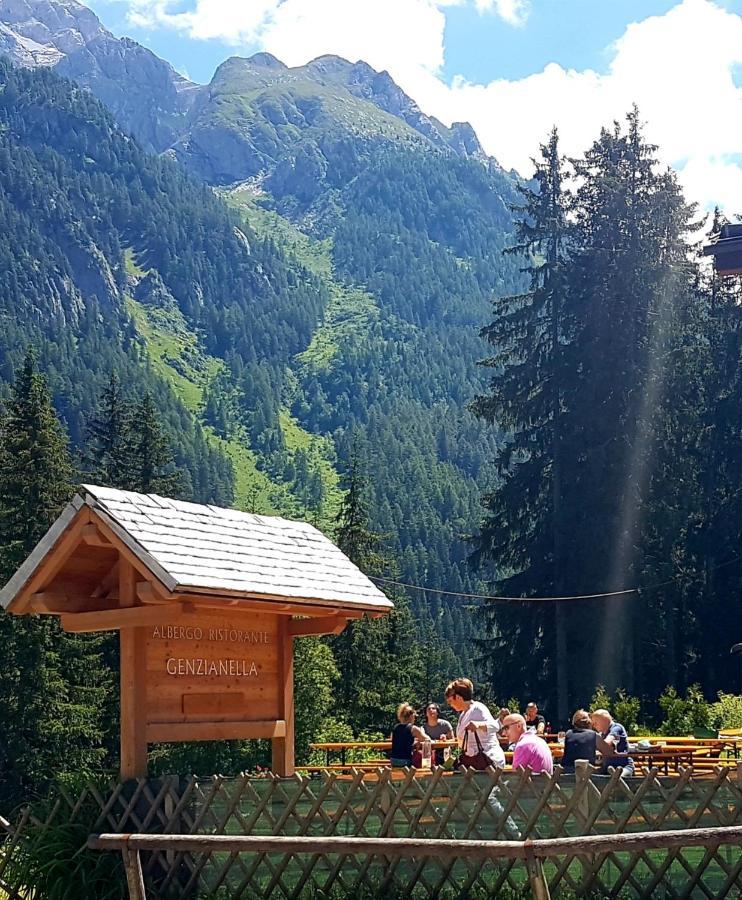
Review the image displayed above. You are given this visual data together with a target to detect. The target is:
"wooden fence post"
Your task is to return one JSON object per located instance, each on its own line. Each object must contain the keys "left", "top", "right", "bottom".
{"left": 524, "top": 843, "right": 551, "bottom": 900}
{"left": 122, "top": 847, "right": 147, "bottom": 900}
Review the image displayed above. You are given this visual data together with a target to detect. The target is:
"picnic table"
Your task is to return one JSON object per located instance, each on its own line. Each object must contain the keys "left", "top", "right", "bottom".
{"left": 310, "top": 740, "right": 458, "bottom": 766}
{"left": 308, "top": 738, "right": 740, "bottom": 775}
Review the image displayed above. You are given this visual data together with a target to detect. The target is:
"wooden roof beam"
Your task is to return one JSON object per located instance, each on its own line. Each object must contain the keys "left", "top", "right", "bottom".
{"left": 61, "top": 603, "right": 187, "bottom": 633}
{"left": 81, "top": 524, "right": 112, "bottom": 547}
{"left": 288, "top": 615, "right": 348, "bottom": 637}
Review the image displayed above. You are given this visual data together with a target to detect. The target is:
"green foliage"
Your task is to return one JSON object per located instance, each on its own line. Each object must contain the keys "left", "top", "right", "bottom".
{"left": 148, "top": 740, "right": 270, "bottom": 777}
{"left": 0, "top": 349, "right": 74, "bottom": 579}
{"left": 84, "top": 372, "right": 133, "bottom": 489}
{"left": 657, "top": 685, "right": 711, "bottom": 737}
{"left": 472, "top": 110, "right": 735, "bottom": 721}
{"left": 5, "top": 791, "right": 126, "bottom": 900}
{"left": 708, "top": 693, "right": 742, "bottom": 730}
{"left": 471, "top": 127, "right": 571, "bottom": 712}
{"left": 293, "top": 637, "right": 340, "bottom": 764}
{"left": 0, "top": 356, "right": 111, "bottom": 806}
{"left": 589, "top": 686, "right": 642, "bottom": 734}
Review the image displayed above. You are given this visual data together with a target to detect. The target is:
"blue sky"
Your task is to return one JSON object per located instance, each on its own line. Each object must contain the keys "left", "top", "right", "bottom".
{"left": 89, "top": 0, "right": 699, "bottom": 85}
{"left": 84, "top": 0, "right": 742, "bottom": 211}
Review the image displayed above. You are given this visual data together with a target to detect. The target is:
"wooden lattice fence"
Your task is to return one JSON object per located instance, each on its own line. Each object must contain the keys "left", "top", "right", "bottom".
{"left": 2, "top": 765, "right": 741, "bottom": 898}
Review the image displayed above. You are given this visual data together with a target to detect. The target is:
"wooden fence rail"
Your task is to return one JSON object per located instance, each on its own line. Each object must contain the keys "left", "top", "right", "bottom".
{"left": 90, "top": 825, "right": 742, "bottom": 900}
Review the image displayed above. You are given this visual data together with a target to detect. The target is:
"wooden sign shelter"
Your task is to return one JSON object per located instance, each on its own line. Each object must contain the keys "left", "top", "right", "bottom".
{"left": 0, "top": 485, "right": 393, "bottom": 778}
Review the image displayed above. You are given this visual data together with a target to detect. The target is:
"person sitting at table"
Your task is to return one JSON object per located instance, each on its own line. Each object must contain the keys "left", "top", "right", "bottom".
{"left": 445, "top": 677, "right": 505, "bottom": 768}
{"left": 562, "top": 709, "right": 597, "bottom": 772}
{"left": 390, "top": 702, "right": 428, "bottom": 767}
{"left": 591, "top": 708, "right": 635, "bottom": 777}
{"left": 502, "top": 713, "right": 554, "bottom": 775}
{"left": 524, "top": 702, "right": 546, "bottom": 735}
{"left": 423, "top": 702, "right": 453, "bottom": 764}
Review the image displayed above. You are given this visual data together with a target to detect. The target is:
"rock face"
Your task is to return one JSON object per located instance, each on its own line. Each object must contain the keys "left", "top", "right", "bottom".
{"left": 309, "top": 55, "right": 488, "bottom": 161}
{"left": 0, "top": 0, "right": 492, "bottom": 179}
{"left": 174, "top": 52, "right": 493, "bottom": 185}
{"left": 0, "top": 0, "right": 200, "bottom": 151}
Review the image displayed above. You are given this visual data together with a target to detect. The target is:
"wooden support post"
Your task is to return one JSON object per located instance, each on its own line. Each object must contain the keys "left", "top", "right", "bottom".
{"left": 272, "top": 616, "right": 295, "bottom": 776}
{"left": 119, "top": 559, "right": 148, "bottom": 780}
{"left": 122, "top": 847, "right": 147, "bottom": 900}
{"left": 524, "top": 845, "right": 551, "bottom": 900}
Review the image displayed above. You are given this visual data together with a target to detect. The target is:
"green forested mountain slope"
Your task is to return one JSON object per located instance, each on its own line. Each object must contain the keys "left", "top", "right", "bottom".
{"left": 194, "top": 55, "right": 525, "bottom": 612}
{"left": 0, "top": 59, "right": 332, "bottom": 517}
{"left": 0, "top": 46, "right": 525, "bottom": 672}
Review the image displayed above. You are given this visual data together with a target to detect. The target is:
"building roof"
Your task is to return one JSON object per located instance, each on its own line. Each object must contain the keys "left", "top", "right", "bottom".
{"left": 0, "top": 485, "right": 393, "bottom": 614}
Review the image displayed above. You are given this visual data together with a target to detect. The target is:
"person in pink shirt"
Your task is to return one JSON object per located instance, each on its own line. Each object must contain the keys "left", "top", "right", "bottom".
{"left": 501, "top": 714, "right": 553, "bottom": 775}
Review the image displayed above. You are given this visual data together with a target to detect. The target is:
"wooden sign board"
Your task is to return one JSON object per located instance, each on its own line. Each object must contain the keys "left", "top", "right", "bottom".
{"left": 145, "top": 611, "right": 280, "bottom": 739}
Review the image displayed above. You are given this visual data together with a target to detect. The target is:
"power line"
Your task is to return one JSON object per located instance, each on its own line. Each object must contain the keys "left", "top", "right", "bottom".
{"left": 370, "top": 576, "right": 638, "bottom": 604}
{"left": 371, "top": 552, "right": 742, "bottom": 605}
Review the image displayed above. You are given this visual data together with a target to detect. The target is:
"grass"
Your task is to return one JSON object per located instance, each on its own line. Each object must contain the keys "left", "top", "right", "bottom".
{"left": 123, "top": 246, "right": 148, "bottom": 279}
{"left": 226, "top": 191, "right": 333, "bottom": 280}
{"left": 127, "top": 286, "right": 343, "bottom": 531}
{"left": 228, "top": 189, "right": 381, "bottom": 373}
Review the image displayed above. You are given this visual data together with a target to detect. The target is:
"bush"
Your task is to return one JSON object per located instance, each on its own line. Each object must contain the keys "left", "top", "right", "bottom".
{"left": 589, "top": 685, "right": 642, "bottom": 733}
{"left": 4, "top": 792, "right": 127, "bottom": 900}
{"left": 657, "top": 684, "right": 711, "bottom": 736}
{"left": 708, "top": 692, "right": 742, "bottom": 730}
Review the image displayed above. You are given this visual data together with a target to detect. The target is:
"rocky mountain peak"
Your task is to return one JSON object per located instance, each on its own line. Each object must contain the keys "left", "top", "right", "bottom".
{"left": 0, "top": 0, "right": 103, "bottom": 56}
{"left": 246, "top": 51, "right": 286, "bottom": 70}
{"left": 0, "top": 0, "right": 200, "bottom": 151}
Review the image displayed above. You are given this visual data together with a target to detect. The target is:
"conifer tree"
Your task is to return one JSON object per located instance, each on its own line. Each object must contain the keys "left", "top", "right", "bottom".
{"left": 84, "top": 372, "right": 134, "bottom": 489}
{"left": 0, "top": 350, "right": 109, "bottom": 804}
{"left": 331, "top": 450, "right": 423, "bottom": 733}
{"left": 688, "top": 210, "right": 742, "bottom": 690}
{"left": 129, "top": 392, "right": 181, "bottom": 495}
{"left": 0, "top": 349, "right": 74, "bottom": 577}
{"left": 471, "top": 129, "right": 572, "bottom": 716}
{"left": 566, "top": 108, "right": 697, "bottom": 696}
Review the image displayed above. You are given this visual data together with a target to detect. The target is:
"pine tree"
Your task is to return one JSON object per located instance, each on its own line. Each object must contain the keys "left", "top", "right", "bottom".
{"left": 331, "top": 450, "right": 424, "bottom": 733}
{"left": 84, "top": 372, "right": 134, "bottom": 489}
{"left": 687, "top": 210, "right": 742, "bottom": 690}
{"left": 565, "top": 108, "right": 698, "bottom": 697}
{"left": 471, "top": 129, "right": 572, "bottom": 716}
{"left": 128, "top": 392, "right": 181, "bottom": 495}
{"left": 0, "top": 348, "right": 74, "bottom": 578}
{"left": 0, "top": 351, "right": 109, "bottom": 804}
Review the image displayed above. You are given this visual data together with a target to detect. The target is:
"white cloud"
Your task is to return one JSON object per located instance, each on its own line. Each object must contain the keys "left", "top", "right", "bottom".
{"left": 263, "top": 0, "right": 447, "bottom": 79}
{"left": 474, "top": 0, "right": 531, "bottom": 27}
{"left": 393, "top": 0, "right": 742, "bottom": 213}
{"left": 106, "top": 0, "right": 742, "bottom": 211}
{"left": 117, "top": 0, "right": 278, "bottom": 41}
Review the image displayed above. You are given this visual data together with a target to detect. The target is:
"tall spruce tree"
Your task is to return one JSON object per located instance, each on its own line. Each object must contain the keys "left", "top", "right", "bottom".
{"left": 0, "top": 351, "right": 109, "bottom": 804}
{"left": 565, "top": 108, "right": 698, "bottom": 697}
{"left": 471, "top": 129, "right": 573, "bottom": 718}
{"left": 84, "top": 372, "right": 134, "bottom": 489}
{"left": 129, "top": 392, "right": 181, "bottom": 495}
{"left": 0, "top": 349, "right": 74, "bottom": 575}
{"left": 688, "top": 210, "right": 742, "bottom": 690}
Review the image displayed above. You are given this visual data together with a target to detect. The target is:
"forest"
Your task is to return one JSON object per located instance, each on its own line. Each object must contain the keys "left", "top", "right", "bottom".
{"left": 0, "top": 59, "right": 740, "bottom": 810}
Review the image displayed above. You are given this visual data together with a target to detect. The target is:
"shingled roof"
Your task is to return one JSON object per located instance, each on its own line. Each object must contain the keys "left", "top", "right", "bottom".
{"left": 0, "top": 485, "right": 393, "bottom": 614}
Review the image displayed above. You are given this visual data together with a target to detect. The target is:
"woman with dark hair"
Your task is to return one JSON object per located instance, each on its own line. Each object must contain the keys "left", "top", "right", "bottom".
{"left": 562, "top": 709, "right": 598, "bottom": 772}
{"left": 445, "top": 678, "right": 505, "bottom": 768}
{"left": 424, "top": 702, "right": 453, "bottom": 764}
{"left": 390, "top": 702, "right": 428, "bottom": 767}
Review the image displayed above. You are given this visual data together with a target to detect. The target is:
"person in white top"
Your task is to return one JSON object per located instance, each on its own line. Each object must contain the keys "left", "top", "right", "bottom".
{"left": 445, "top": 677, "right": 506, "bottom": 768}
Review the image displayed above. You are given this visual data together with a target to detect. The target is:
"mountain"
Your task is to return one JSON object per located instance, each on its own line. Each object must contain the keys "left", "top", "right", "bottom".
{"left": 0, "top": 0, "right": 526, "bottom": 673}
{"left": 0, "top": 1, "right": 490, "bottom": 173}
{"left": 0, "top": 0, "right": 197, "bottom": 150}
{"left": 172, "top": 52, "right": 490, "bottom": 183}
{"left": 0, "top": 57, "right": 341, "bottom": 519}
